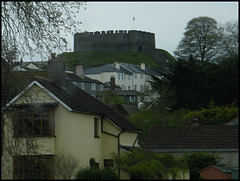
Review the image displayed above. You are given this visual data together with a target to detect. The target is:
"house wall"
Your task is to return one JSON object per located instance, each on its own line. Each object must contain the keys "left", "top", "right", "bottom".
{"left": 85, "top": 71, "right": 152, "bottom": 92}
{"left": 2, "top": 82, "right": 140, "bottom": 179}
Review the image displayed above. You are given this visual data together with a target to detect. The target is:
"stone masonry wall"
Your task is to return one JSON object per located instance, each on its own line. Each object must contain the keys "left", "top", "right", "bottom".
{"left": 74, "top": 30, "right": 156, "bottom": 52}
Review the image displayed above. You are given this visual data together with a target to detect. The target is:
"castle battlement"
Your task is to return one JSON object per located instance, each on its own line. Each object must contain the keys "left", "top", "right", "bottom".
{"left": 74, "top": 30, "right": 156, "bottom": 52}
{"left": 75, "top": 30, "right": 154, "bottom": 36}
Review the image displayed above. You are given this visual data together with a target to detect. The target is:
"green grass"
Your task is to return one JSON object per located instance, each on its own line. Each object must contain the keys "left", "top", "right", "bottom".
{"left": 61, "top": 51, "right": 159, "bottom": 69}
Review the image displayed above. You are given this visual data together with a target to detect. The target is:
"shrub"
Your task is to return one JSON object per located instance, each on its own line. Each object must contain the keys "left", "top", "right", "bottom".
{"left": 75, "top": 167, "right": 118, "bottom": 180}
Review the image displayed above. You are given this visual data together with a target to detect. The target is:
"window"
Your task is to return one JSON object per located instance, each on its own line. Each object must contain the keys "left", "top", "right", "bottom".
{"left": 130, "top": 96, "right": 135, "bottom": 102}
{"left": 94, "top": 118, "right": 100, "bottom": 138}
{"left": 134, "top": 85, "right": 137, "bottom": 90}
{"left": 14, "top": 105, "right": 55, "bottom": 137}
{"left": 100, "top": 84, "right": 104, "bottom": 91}
{"left": 140, "top": 74, "right": 143, "bottom": 79}
{"left": 81, "top": 82, "right": 84, "bottom": 90}
{"left": 128, "top": 75, "right": 131, "bottom": 81}
{"left": 104, "top": 159, "right": 114, "bottom": 168}
{"left": 134, "top": 73, "right": 137, "bottom": 79}
{"left": 13, "top": 155, "right": 54, "bottom": 179}
{"left": 91, "top": 83, "right": 96, "bottom": 90}
{"left": 118, "top": 74, "right": 121, "bottom": 80}
{"left": 128, "top": 86, "right": 131, "bottom": 90}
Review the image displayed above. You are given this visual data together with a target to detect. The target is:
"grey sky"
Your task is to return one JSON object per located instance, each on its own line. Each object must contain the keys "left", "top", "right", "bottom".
{"left": 27, "top": 1, "right": 239, "bottom": 61}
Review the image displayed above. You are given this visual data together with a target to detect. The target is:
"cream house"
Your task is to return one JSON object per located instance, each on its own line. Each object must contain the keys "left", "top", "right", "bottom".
{"left": 2, "top": 58, "right": 141, "bottom": 179}
{"left": 84, "top": 62, "right": 159, "bottom": 93}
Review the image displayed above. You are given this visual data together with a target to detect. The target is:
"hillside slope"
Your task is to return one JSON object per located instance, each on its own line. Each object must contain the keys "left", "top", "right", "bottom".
{"left": 61, "top": 49, "right": 175, "bottom": 70}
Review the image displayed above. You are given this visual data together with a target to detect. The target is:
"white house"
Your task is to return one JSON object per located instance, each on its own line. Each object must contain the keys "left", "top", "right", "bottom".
{"left": 84, "top": 62, "right": 160, "bottom": 93}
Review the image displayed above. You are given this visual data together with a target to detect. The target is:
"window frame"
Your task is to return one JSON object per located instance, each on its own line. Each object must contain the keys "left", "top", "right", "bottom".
{"left": 13, "top": 155, "right": 54, "bottom": 179}
{"left": 91, "top": 83, "right": 96, "bottom": 91}
{"left": 13, "top": 104, "right": 56, "bottom": 137}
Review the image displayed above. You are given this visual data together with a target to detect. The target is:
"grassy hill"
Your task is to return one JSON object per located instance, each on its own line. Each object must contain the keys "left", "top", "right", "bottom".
{"left": 61, "top": 51, "right": 160, "bottom": 69}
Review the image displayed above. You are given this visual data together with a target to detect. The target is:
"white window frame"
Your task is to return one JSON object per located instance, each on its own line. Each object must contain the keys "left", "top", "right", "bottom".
{"left": 81, "top": 82, "right": 84, "bottom": 90}
{"left": 91, "top": 83, "right": 96, "bottom": 90}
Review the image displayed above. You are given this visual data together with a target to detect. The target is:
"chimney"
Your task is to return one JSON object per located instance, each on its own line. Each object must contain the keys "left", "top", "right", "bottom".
{"left": 110, "top": 76, "right": 115, "bottom": 91}
{"left": 115, "top": 62, "right": 120, "bottom": 69}
{"left": 47, "top": 55, "right": 66, "bottom": 87}
{"left": 141, "top": 63, "right": 145, "bottom": 70}
{"left": 76, "top": 64, "right": 84, "bottom": 78}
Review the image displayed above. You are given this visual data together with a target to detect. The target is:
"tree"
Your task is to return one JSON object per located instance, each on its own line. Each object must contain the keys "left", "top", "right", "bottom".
{"left": 183, "top": 152, "right": 223, "bottom": 180}
{"left": 151, "top": 55, "right": 238, "bottom": 110}
{"left": 113, "top": 149, "right": 187, "bottom": 179}
{"left": 174, "top": 16, "right": 222, "bottom": 62}
{"left": 220, "top": 20, "right": 239, "bottom": 58}
{"left": 1, "top": 1, "right": 86, "bottom": 61}
{"left": 55, "top": 151, "right": 80, "bottom": 179}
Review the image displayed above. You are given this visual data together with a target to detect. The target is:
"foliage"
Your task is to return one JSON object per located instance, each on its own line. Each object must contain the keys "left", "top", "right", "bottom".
{"left": 1, "top": 1, "right": 85, "bottom": 61}
{"left": 55, "top": 151, "right": 80, "bottom": 179}
{"left": 174, "top": 16, "right": 222, "bottom": 62}
{"left": 102, "top": 91, "right": 126, "bottom": 105}
{"left": 219, "top": 20, "right": 239, "bottom": 58}
{"left": 62, "top": 51, "right": 158, "bottom": 69}
{"left": 151, "top": 55, "right": 238, "bottom": 110}
{"left": 183, "top": 152, "right": 223, "bottom": 180}
{"left": 75, "top": 167, "right": 118, "bottom": 180}
{"left": 128, "top": 107, "right": 189, "bottom": 144}
{"left": 113, "top": 149, "right": 187, "bottom": 179}
{"left": 183, "top": 101, "right": 238, "bottom": 125}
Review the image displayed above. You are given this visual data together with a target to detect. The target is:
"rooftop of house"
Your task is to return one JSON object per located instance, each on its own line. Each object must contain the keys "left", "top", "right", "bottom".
{"left": 32, "top": 76, "right": 141, "bottom": 132}
{"left": 143, "top": 125, "right": 238, "bottom": 151}
{"left": 84, "top": 62, "right": 159, "bottom": 76}
{"left": 66, "top": 72, "right": 104, "bottom": 84}
{"left": 199, "top": 165, "right": 232, "bottom": 174}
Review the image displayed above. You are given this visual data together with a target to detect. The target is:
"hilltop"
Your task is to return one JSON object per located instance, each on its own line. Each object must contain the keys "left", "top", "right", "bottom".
{"left": 61, "top": 49, "right": 176, "bottom": 70}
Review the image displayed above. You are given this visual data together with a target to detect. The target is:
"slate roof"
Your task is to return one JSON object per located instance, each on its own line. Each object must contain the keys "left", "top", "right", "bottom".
{"left": 84, "top": 62, "right": 159, "bottom": 76}
{"left": 143, "top": 125, "right": 238, "bottom": 151}
{"left": 33, "top": 76, "right": 141, "bottom": 132}
{"left": 84, "top": 64, "right": 123, "bottom": 74}
{"left": 66, "top": 73, "right": 104, "bottom": 84}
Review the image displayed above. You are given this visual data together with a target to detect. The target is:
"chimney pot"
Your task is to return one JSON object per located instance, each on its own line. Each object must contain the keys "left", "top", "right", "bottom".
{"left": 141, "top": 63, "right": 145, "bottom": 70}
{"left": 76, "top": 64, "right": 84, "bottom": 78}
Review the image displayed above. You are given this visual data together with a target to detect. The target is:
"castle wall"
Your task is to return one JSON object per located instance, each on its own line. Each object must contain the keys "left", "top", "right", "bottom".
{"left": 74, "top": 30, "right": 155, "bottom": 52}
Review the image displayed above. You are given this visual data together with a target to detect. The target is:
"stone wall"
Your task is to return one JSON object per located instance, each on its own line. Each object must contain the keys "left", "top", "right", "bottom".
{"left": 74, "top": 30, "right": 155, "bottom": 52}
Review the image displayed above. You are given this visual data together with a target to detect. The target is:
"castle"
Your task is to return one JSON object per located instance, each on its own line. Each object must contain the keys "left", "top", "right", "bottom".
{"left": 74, "top": 30, "right": 156, "bottom": 52}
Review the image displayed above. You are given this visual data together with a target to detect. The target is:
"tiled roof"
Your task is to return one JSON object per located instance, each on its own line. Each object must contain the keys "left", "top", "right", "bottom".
{"left": 34, "top": 76, "right": 141, "bottom": 132}
{"left": 143, "top": 125, "right": 238, "bottom": 151}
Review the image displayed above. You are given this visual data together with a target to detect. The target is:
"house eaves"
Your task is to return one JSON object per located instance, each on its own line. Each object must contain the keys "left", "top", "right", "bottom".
{"left": 5, "top": 76, "right": 141, "bottom": 133}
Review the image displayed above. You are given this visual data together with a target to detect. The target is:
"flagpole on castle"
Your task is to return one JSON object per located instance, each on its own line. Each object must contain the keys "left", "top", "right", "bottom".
{"left": 133, "top": 16, "right": 135, "bottom": 30}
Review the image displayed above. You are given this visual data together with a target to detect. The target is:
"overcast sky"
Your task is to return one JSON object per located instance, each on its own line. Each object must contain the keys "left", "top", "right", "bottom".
{"left": 27, "top": 1, "right": 238, "bottom": 61}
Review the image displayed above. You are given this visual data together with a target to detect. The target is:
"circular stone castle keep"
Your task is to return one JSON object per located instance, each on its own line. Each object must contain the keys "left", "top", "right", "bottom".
{"left": 74, "top": 30, "right": 156, "bottom": 52}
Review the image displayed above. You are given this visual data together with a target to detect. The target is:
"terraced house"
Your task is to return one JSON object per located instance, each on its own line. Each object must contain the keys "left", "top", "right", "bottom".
{"left": 2, "top": 58, "right": 141, "bottom": 179}
{"left": 84, "top": 62, "right": 160, "bottom": 93}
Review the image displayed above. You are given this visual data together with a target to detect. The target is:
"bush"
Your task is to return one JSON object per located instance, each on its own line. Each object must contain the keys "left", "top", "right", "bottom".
{"left": 75, "top": 167, "right": 118, "bottom": 180}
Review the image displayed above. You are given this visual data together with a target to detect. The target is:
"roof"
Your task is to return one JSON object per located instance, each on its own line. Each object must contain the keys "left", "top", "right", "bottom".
{"left": 30, "top": 76, "right": 141, "bottom": 132}
{"left": 199, "top": 165, "right": 232, "bottom": 174}
{"left": 84, "top": 64, "right": 122, "bottom": 74}
{"left": 66, "top": 72, "right": 104, "bottom": 84}
{"left": 143, "top": 125, "right": 238, "bottom": 151}
{"left": 84, "top": 62, "right": 159, "bottom": 76}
